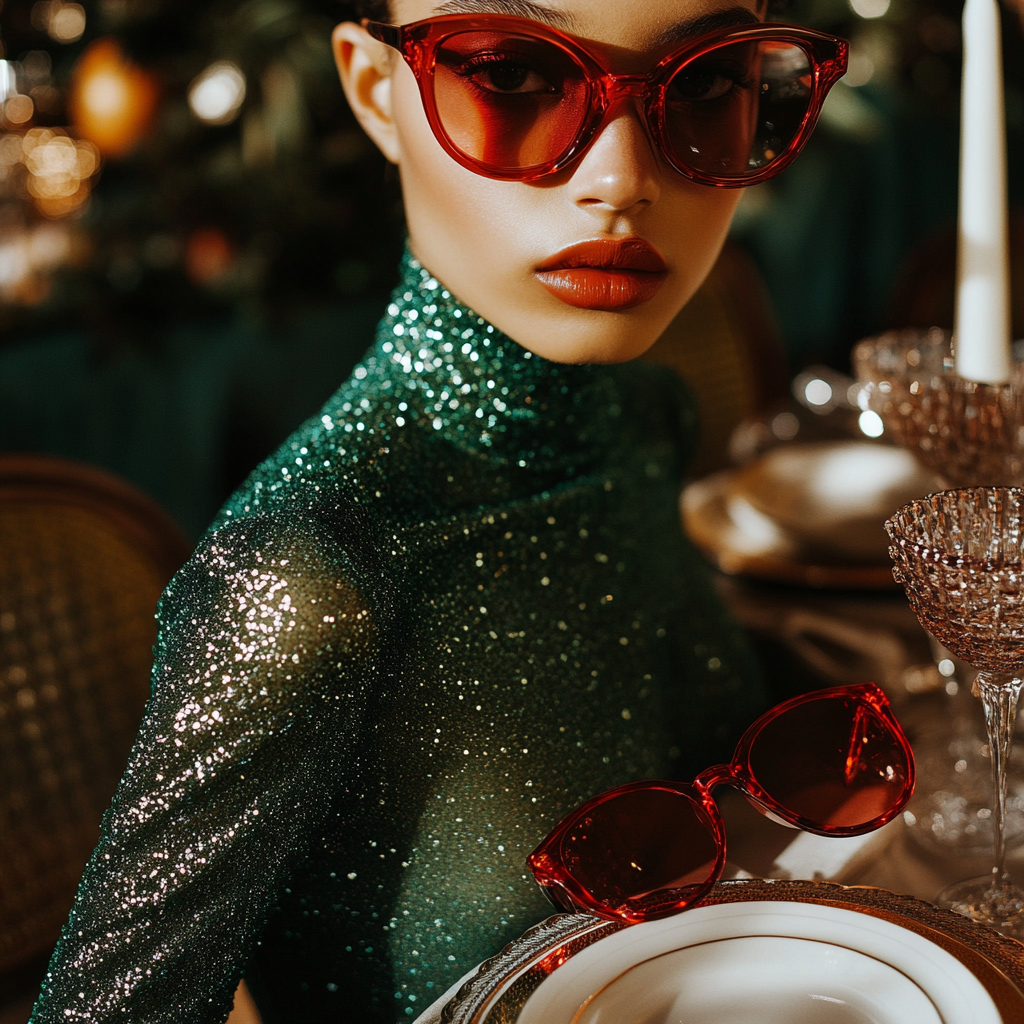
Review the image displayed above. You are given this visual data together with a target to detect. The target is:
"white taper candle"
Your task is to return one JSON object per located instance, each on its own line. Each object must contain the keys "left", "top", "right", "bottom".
{"left": 954, "top": 0, "right": 1012, "bottom": 384}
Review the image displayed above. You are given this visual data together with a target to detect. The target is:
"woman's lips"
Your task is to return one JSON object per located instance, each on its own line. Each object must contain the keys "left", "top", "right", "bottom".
{"left": 535, "top": 238, "right": 668, "bottom": 311}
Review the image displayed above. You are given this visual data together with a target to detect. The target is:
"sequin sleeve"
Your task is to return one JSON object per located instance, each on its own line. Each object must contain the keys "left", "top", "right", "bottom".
{"left": 30, "top": 511, "right": 382, "bottom": 1024}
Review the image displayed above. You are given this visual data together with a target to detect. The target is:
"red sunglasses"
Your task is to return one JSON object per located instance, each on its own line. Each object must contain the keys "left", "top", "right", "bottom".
{"left": 364, "top": 14, "right": 848, "bottom": 187}
{"left": 528, "top": 683, "right": 914, "bottom": 923}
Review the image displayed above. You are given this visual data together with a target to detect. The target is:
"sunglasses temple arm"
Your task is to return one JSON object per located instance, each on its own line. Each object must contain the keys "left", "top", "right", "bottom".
{"left": 363, "top": 19, "right": 401, "bottom": 49}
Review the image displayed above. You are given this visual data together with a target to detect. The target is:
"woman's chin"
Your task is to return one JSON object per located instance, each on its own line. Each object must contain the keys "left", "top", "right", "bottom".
{"left": 505, "top": 332, "right": 657, "bottom": 366}
{"left": 502, "top": 303, "right": 685, "bottom": 366}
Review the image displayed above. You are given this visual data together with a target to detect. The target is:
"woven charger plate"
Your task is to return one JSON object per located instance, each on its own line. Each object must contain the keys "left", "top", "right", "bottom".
{"left": 437, "top": 879, "right": 1024, "bottom": 1024}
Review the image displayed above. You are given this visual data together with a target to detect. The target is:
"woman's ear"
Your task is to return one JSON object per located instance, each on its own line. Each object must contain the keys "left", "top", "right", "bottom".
{"left": 333, "top": 22, "right": 402, "bottom": 165}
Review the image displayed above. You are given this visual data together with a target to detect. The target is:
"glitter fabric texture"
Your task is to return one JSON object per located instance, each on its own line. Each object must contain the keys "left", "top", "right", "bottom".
{"left": 30, "top": 248, "right": 765, "bottom": 1024}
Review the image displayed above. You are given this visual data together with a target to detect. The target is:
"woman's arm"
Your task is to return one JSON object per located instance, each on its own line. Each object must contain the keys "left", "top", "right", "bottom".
{"left": 29, "top": 512, "right": 380, "bottom": 1024}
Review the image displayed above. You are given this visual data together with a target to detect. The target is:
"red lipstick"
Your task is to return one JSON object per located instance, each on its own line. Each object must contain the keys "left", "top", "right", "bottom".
{"left": 535, "top": 238, "right": 668, "bottom": 311}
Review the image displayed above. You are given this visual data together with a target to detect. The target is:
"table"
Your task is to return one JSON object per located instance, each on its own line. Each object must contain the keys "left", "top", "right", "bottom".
{"left": 716, "top": 569, "right": 1024, "bottom": 903}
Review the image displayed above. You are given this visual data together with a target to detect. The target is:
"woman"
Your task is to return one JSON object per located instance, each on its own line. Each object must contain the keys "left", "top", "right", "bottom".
{"left": 30, "top": 2, "right": 845, "bottom": 1021}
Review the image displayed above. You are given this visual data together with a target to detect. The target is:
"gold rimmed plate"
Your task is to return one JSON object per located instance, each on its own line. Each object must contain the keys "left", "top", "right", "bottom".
{"left": 428, "top": 879, "right": 1024, "bottom": 1024}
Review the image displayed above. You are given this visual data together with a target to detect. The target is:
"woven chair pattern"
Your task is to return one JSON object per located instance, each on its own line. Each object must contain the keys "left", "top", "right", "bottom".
{"left": 0, "top": 457, "right": 189, "bottom": 976}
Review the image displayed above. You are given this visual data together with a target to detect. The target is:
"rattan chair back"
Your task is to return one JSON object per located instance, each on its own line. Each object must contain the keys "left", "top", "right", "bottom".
{"left": 0, "top": 454, "right": 190, "bottom": 975}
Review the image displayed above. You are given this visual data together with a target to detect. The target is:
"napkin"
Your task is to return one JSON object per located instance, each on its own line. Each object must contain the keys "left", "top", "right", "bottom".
{"left": 769, "top": 817, "right": 904, "bottom": 882}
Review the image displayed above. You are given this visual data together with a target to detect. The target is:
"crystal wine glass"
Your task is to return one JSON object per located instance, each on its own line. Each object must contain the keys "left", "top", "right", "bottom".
{"left": 887, "top": 487, "right": 1024, "bottom": 936}
{"left": 857, "top": 328, "right": 1024, "bottom": 858}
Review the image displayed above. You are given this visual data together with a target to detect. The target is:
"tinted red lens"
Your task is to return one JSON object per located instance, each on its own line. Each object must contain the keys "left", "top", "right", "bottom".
{"left": 747, "top": 695, "right": 910, "bottom": 828}
{"left": 433, "top": 31, "right": 591, "bottom": 172}
{"left": 560, "top": 788, "right": 718, "bottom": 907}
{"left": 661, "top": 39, "right": 813, "bottom": 179}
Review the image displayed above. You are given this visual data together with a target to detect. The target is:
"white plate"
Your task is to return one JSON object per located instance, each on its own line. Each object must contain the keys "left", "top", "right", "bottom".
{"left": 575, "top": 936, "right": 938, "bottom": 1024}
{"left": 731, "top": 441, "right": 937, "bottom": 561}
{"left": 515, "top": 901, "right": 1001, "bottom": 1024}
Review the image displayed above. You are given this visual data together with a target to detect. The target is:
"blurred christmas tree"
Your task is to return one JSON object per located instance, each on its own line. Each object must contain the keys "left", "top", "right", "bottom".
{"left": 0, "top": 0, "right": 1022, "bottom": 536}
{"left": 0, "top": 0, "right": 1020, "bottom": 351}
{"left": 0, "top": 0, "right": 401, "bottom": 345}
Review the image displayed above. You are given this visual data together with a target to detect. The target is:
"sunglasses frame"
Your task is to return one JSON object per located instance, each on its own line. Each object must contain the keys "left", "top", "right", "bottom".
{"left": 363, "top": 14, "right": 849, "bottom": 187}
{"left": 528, "top": 683, "right": 914, "bottom": 923}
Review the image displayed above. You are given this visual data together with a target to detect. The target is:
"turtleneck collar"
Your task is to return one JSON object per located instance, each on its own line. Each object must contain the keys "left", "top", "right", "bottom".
{"left": 366, "top": 245, "right": 620, "bottom": 472}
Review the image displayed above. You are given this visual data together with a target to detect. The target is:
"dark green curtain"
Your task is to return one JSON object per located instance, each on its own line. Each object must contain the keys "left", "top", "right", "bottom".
{"left": 0, "top": 299, "right": 380, "bottom": 537}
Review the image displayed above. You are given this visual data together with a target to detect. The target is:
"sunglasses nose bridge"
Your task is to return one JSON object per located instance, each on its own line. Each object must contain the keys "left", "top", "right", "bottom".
{"left": 587, "top": 76, "right": 661, "bottom": 160}
{"left": 603, "top": 74, "right": 648, "bottom": 100}
{"left": 693, "top": 763, "right": 737, "bottom": 793}
{"left": 599, "top": 75, "right": 650, "bottom": 122}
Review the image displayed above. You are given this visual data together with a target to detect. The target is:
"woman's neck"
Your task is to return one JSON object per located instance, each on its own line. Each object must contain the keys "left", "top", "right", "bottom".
{"left": 368, "top": 245, "right": 618, "bottom": 469}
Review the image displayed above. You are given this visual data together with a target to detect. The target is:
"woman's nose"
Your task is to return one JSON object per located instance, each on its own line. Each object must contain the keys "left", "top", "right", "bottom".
{"left": 565, "top": 98, "right": 662, "bottom": 215}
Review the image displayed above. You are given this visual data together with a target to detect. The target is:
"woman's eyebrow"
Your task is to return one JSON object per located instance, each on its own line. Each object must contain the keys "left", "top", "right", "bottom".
{"left": 430, "top": 0, "right": 581, "bottom": 29}
{"left": 428, "top": 3, "right": 758, "bottom": 41}
{"left": 430, "top": 0, "right": 580, "bottom": 31}
{"left": 656, "top": 7, "right": 761, "bottom": 46}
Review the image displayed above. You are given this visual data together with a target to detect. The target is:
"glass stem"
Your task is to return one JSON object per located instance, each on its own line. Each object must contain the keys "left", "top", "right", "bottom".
{"left": 973, "top": 672, "right": 1024, "bottom": 885}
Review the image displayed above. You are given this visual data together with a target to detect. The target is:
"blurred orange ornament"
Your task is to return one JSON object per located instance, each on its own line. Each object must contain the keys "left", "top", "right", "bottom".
{"left": 67, "top": 39, "right": 157, "bottom": 158}
{"left": 185, "top": 228, "right": 235, "bottom": 285}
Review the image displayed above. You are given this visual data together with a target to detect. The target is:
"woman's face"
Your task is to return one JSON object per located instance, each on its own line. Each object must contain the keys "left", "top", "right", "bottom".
{"left": 336, "top": 0, "right": 763, "bottom": 364}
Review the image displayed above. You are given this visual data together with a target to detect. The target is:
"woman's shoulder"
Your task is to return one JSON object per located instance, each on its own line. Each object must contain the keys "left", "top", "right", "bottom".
{"left": 162, "top": 509, "right": 384, "bottom": 638}
{"left": 165, "top": 348, "right": 405, "bottom": 656}
{"left": 150, "top": 506, "right": 392, "bottom": 728}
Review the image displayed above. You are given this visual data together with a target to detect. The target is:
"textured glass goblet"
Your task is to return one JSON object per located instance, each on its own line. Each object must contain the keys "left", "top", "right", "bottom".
{"left": 854, "top": 328, "right": 1024, "bottom": 489}
{"left": 857, "top": 328, "right": 1024, "bottom": 857}
{"left": 887, "top": 487, "right": 1024, "bottom": 937}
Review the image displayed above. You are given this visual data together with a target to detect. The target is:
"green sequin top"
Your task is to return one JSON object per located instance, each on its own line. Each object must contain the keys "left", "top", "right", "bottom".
{"left": 30, "top": 248, "right": 765, "bottom": 1024}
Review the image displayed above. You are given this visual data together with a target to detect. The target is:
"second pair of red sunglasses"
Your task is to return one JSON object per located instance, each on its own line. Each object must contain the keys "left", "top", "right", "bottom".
{"left": 528, "top": 684, "right": 914, "bottom": 923}
{"left": 365, "top": 14, "right": 848, "bottom": 187}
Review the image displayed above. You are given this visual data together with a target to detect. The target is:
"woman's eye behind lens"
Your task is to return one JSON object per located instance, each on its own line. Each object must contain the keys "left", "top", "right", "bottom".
{"left": 668, "top": 57, "right": 756, "bottom": 103}
{"left": 448, "top": 52, "right": 562, "bottom": 95}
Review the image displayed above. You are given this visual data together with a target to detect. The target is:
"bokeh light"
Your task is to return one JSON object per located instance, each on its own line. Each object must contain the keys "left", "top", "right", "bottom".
{"left": 844, "top": 52, "right": 876, "bottom": 87}
{"left": 849, "top": 0, "right": 891, "bottom": 18}
{"left": 4, "top": 96, "right": 35, "bottom": 126}
{"left": 186, "top": 228, "right": 236, "bottom": 285}
{"left": 22, "top": 129, "right": 100, "bottom": 217}
{"left": 189, "top": 62, "right": 246, "bottom": 126}
{"left": 803, "top": 378, "right": 834, "bottom": 406}
{"left": 0, "top": 222, "right": 73, "bottom": 303}
{"left": 858, "top": 410, "right": 885, "bottom": 438}
{"left": 31, "top": 1, "right": 87, "bottom": 44}
{"left": 0, "top": 62, "right": 16, "bottom": 102}
{"left": 771, "top": 412, "right": 800, "bottom": 441}
{"left": 50, "top": 3, "right": 87, "bottom": 43}
{"left": 68, "top": 40, "right": 158, "bottom": 158}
